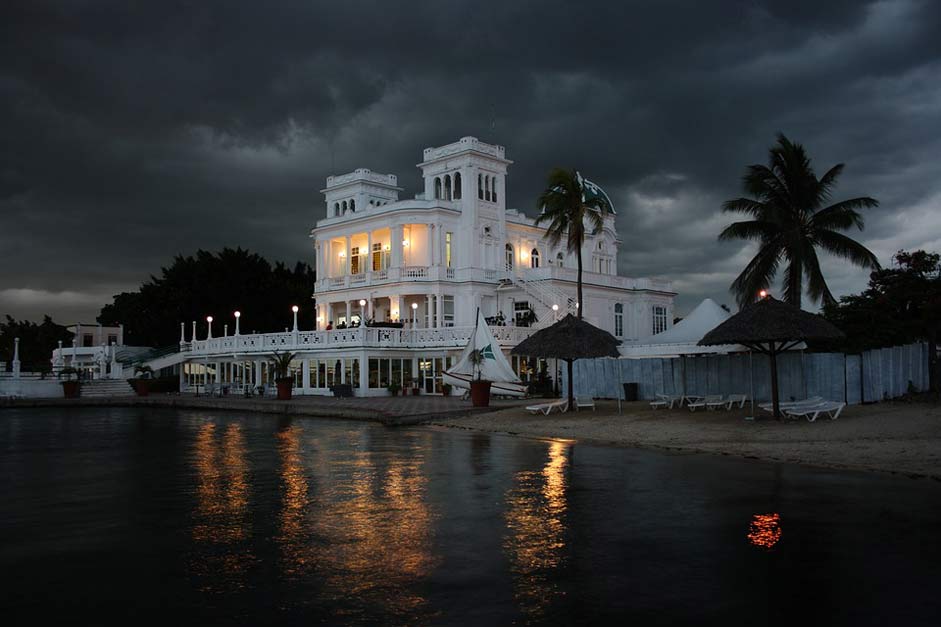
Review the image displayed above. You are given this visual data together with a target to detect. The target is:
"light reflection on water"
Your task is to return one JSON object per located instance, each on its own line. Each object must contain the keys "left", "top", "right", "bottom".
{"left": 503, "top": 439, "right": 571, "bottom": 621}
{"left": 277, "top": 424, "right": 437, "bottom": 621}
{"left": 747, "top": 513, "right": 782, "bottom": 549}
{"left": 190, "top": 422, "right": 254, "bottom": 589}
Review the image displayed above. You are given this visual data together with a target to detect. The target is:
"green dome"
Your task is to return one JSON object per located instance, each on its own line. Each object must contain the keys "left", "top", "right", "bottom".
{"left": 576, "top": 171, "right": 616, "bottom": 214}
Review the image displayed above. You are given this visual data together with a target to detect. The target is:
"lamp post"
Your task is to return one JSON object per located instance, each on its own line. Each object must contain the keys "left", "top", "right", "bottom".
{"left": 234, "top": 311, "right": 241, "bottom": 336}
{"left": 191, "top": 321, "right": 197, "bottom": 344}
{"left": 411, "top": 301, "right": 418, "bottom": 327}
{"left": 292, "top": 305, "right": 299, "bottom": 332}
{"left": 552, "top": 303, "right": 559, "bottom": 321}
{"left": 206, "top": 316, "right": 213, "bottom": 339}
{"left": 359, "top": 299, "right": 366, "bottom": 325}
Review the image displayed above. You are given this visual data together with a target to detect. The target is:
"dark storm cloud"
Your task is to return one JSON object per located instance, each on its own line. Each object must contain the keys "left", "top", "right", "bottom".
{"left": 2, "top": 0, "right": 940, "bottom": 323}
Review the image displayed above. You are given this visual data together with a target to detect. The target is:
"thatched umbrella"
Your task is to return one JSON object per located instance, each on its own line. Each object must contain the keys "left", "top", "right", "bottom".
{"left": 512, "top": 314, "right": 621, "bottom": 411}
{"left": 698, "top": 296, "right": 844, "bottom": 418}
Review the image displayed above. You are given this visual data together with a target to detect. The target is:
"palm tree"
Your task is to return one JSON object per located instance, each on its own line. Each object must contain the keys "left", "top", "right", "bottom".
{"left": 536, "top": 168, "right": 610, "bottom": 319}
{"left": 721, "top": 134, "right": 880, "bottom": 308}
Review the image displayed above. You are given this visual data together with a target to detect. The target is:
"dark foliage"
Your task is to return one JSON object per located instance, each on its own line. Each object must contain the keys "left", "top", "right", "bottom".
{"left": 98, "top": 248, "right": 316, "bottom": 347}
{"left": 0, "top": 315, "right": 73, "bottom": 372}
{"left": 821, "top": 250, "right": 941, "bottom": 352}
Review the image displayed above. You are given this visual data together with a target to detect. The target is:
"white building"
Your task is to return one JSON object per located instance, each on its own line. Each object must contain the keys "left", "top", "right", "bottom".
{"left": 174, "top": 136, "right": 676, "bottom": 395}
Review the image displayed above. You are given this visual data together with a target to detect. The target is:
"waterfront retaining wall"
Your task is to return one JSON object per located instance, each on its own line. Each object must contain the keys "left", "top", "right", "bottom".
{"left": 564, "top": 343, "right": 930, "bottom": 404}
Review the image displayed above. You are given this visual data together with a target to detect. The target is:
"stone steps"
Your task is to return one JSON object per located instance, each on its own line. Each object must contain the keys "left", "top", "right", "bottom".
{"left": 81, "top": 379, "right": 135, "bottom": 397}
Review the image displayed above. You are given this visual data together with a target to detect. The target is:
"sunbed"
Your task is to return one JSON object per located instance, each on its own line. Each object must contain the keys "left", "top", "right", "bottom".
{"left": 526, "top": 399, "right": 569, "bottom": 415}
{"left": 784, "top": 401, "right": 846, "bottom": 422}
{"left": 758, "top": 396, "right": 823, "bottom": 412}
{"left": 716, "top": 394, "right": 747, "bottom": 410}
{"left": 576, "top": 397, "right": 596, "bottom": 411}
{"left": 688, "top": 394, "right": 723, "bottom": 411}
{"left": 650, "top": 393, "right": 680, "bottom": 410}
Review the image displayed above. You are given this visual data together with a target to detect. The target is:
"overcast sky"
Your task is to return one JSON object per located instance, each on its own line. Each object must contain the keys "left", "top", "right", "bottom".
{"left": 2, "top": 0, "right": 940, "bottom": 324}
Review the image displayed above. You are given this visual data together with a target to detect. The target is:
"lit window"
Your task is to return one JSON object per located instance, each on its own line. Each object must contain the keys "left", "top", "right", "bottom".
{"left": 446, "top": 232, "right": 452, "bottom": 268}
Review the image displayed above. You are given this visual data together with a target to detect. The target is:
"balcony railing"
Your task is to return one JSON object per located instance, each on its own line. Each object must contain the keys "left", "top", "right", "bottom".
{"left": 184, "top": 325, "right": 535, "bottom": 357}
{"left": 315, "top": 265, "right": 673, "bottom": 293}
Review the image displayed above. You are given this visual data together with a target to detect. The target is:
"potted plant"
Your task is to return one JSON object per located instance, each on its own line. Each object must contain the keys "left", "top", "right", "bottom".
{"left": 132, "top": 364, "right": 153, "bottom": 396}
{"left": 405, "top": 377, "right": 420, "bottom": 396}
{"left": 58, "top": 366, "right": 81, "bottom": 399}
{"left": 270, "top": 351, "right": 296, "bottom": 400}
{"left": 386, "top": 381, "right": 401, "bottom": 397}
{"left": 441, "top": 382, "right": 452, "bottom": 397}
{"left": 468, "top": 349, "right": 491, "bottom": 407}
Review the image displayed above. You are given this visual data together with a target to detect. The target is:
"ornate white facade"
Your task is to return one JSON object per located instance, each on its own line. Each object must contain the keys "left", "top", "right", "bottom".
{"left": 172, "top": 136, "right": 676, "bottom": 396}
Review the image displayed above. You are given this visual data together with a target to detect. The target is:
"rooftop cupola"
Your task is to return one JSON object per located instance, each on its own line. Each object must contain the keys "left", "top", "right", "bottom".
{"left": 321, "top": 168, "right": 402, "bottom": 218}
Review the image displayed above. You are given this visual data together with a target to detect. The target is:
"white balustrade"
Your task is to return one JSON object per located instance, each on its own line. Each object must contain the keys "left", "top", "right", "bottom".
{"left": 184, "top": 323, "right": 529, "bottom": 357}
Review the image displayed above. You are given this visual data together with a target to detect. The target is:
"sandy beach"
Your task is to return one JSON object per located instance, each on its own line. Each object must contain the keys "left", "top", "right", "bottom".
{"left": 432, "top": 399, "right": 941, "bottom": 480}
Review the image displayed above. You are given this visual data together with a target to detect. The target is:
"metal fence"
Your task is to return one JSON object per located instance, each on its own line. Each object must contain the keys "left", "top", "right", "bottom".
{"left": 565, "top": 343, "right": 930, "bottom": 404}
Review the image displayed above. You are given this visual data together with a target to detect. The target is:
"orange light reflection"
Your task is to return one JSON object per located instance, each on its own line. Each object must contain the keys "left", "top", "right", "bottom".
{"left": 747, "top": 513, "right": 782, "bottom": 549}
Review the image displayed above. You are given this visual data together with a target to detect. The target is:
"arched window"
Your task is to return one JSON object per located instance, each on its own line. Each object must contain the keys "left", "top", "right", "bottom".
{"left": 557, "top": 252, "right": 564, "bottom": 268}
{"left": 349, "top": 199, "right": 355, "bottom": 212}
{"left": 434, "top": 177, "right": 442, "bottom": 200}
{"left": 492, "top": 176, "right": 498, "bottom": 203}
{"left": 444, "top": 174, "right": 452, "bottom": 201}
{"left": 485, "top": 176, "right": 491, "bottom": 202}
{"left": 342, "top": 200, "right": 348, "bottom": 214}
{"left": 614, "top": 303, "right": 623, "bottom": 337}
{"left": 334, "top": 202, "right": 340, "bottom": 216}
{"left": 478, "top": 173, "right": 483, "bottom": 199}
{"left": 454, "top": 172, "right": 462, "bottom": 199}
{"left": 530, "top": 248, "right": 540, "bottom": 269}
{"left": 505, "top": 243, "right": 514, "bottom": 271}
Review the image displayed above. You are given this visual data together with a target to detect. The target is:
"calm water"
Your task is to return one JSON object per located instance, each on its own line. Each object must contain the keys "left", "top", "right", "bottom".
{"left": 1, "top": 408, "right": 939, "bottom": 625}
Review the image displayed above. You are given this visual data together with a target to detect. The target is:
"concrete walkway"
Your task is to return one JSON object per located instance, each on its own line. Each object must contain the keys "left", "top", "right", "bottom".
{"left": 0, "top": 393, "right": 531, "bottom": 425}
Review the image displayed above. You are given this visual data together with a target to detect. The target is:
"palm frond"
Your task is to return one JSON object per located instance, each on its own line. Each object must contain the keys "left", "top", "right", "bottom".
{"left": 811, "top": 197, "right": 878, "bottom": 230}
{"left": 721, "top": 198, "right": 768, "bottom": 217}
{"left": 802, "top": 244, "right": 836, "bottom": 305}
{"left": 814, "top": 229, "right": 881, "bottom": 270}
{"left": 718, "top": 220, "right": 779, "bottom": 242}
{"left": 730, "top": 240, "right": 783, "bottom": 307}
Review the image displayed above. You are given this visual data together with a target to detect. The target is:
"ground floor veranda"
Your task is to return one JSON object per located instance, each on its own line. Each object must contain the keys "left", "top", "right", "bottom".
{"left": 180, "top": 348, "right": 559, "bottom": 397}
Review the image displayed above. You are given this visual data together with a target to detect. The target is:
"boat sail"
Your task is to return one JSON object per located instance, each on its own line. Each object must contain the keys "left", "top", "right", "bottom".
{"left": 443, "top": 309, "right": 528, "bottom": 397}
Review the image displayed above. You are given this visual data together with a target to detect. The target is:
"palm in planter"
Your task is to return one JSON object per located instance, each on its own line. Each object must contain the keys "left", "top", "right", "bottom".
{"left": 270, "top": 351, "right": 297, "bottom": 400}
{"left": 58, "top": 366, "right": 81, "bottom": 399}
{"left": 133, "top": 364, "right": 154, "bottom": 396}
{"left": 468, "top": 349, "right": 491, "bottom": 407}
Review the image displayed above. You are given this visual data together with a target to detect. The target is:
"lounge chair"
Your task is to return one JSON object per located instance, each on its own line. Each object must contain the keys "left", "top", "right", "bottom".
{"left": 785, "top": 401, "right": 846, "bottom": 422}
{"left": 758, "top": 396, "right": 823, "bottom": 412}
{"left": 575, "top": 397, "right": 596, "bottom": 411}
{"left": 650, "top": 394, "right": 680, "bottom": 410}
{"left": 526, "top": 399, "right": 569, "bottom": 415}
{"left": 717, "top": 394, "right": 747, "bottom": 410}
{"left": 688, "top": 394, "right": 723, "bottom": 411}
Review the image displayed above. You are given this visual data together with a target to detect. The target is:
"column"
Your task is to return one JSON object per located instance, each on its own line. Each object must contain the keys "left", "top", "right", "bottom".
{"left": 12, "top": 337, "right": 21, "bottom": 379}
{"left": 436, "top": 291, "right": 444, "bottom": 327}
{"left": 302, "top": 359, "right": 311, "bottom": 392}
{"left": 254, "top": 361, "right": 262, "bottom": 387}
{"left": 345, "top": 235, "right": 352, "bottom": 275}
{"left": 179, "top": 364, "right": 185, "bottom": 391}
{"left": 366, "top": 231, "right": 372, "bottom": 273}
{"left": 359, "top": 352, "right": 369, "bottom": 396}
{"left": 427, "top": 224, "right": 435, "bottom": 267}
{"left": 346, "top": 301, "right": 352, "bottom": 325}
{"left": 392, "top": 225, "right": 404, "bottom": 268}
{"left": 426, "top": 294, "right": 433, "bottom": 328}
{"left": 340, "top": 358, "right": 346, "bottom": 384}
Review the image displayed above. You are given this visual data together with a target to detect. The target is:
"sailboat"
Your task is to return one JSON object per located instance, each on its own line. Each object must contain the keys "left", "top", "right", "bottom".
{"left": 443, "top": 309, "right": 528, "bottom": 397}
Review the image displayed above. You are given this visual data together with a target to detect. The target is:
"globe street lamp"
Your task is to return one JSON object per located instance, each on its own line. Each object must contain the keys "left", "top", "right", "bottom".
{"left": 359, "top": 299, "right": 367, "bottom": 324}
{"left": 411, "top": 301, "right": 418, "bottom": 327}
{"left": 292, "top": 305, "right": 299, "bottom": 332}
{"left": 206, "top": 316, "right": 213, "bottom": 339}
{"left": 234, "top": 311, "right": 241, "bottom": 336}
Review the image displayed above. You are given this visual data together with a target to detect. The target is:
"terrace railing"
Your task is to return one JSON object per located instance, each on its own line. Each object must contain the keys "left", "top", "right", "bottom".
{"left": 184, "top": 324, "right": 534, "bottom": 357}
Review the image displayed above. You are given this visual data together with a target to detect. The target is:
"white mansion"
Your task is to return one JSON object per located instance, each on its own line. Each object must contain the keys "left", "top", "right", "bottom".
{"left": 141, "top": 137, "right": 676, "bottom": 395}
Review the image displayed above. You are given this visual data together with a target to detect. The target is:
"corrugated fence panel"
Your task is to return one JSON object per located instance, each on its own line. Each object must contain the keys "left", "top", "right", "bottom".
{"left": 845, "top": 355, "right": 861, "bottom": 405}
{"left": 568, "top": 343, "right": 926, "bottom": 404}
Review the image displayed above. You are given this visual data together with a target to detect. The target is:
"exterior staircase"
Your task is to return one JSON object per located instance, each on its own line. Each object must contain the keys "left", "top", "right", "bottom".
{"left": 498, "top": 269, "right": 578, "bottom": 328}
{"left": 81, "top": 378, "right": 135, "bottom": 397}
